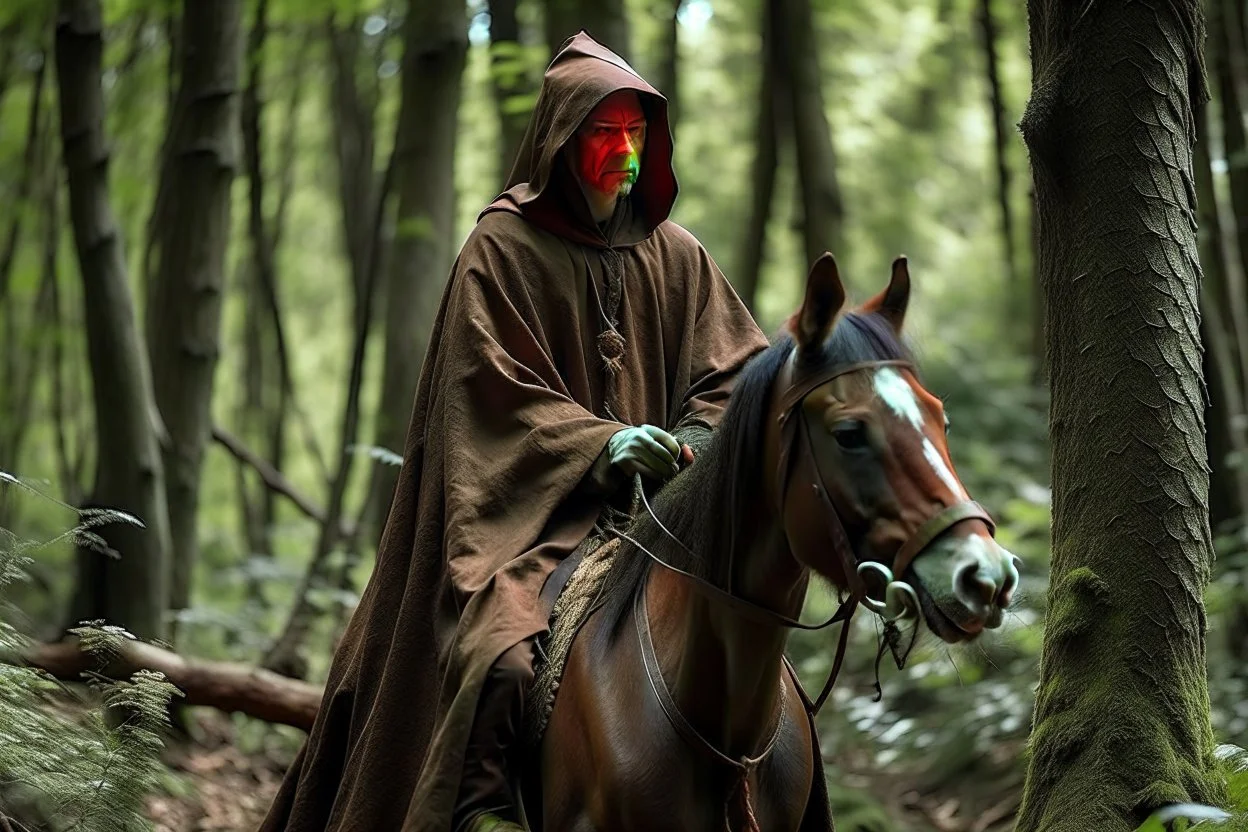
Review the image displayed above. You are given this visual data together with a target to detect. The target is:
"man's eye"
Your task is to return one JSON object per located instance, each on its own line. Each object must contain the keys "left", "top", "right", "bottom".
{"left": 595, "top": 126, "right": 613, "bottom": 136}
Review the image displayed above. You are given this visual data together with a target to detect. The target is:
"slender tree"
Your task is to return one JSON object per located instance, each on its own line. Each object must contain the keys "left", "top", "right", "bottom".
{"left": 1213, "top": 0, "right": 1248, "bottom": 416}
{"left": 544, "top": 0, "right": 630, "bottom": 62}
{"left": 1195, "top": 105, "right": 1248, "bottom": 532}
{"left": 733, "top": 0, "right": 780, "bottom": 312}
{"left": 54, "top": 0, "right": 171, "bottom": 640}
{"left": 145, "top": 0, "right": 243, "bottom": 625}
{"left": 1016, "top": 2, "right": 1224, "bottom": 829}
{"left": 975, "top": 0, "right": 1019, "bottom": 308}
{"left": 776, "top": 0, "right": 844, "bottom": 269}
{"left": 370, "top": 0, "right": 466, "bottom": 545}
{"left": 488, "top": 0, "right": 530, "bottom": 184}
{"left": 264, "top": 17, "right": 393, "bottom": 677}
{"left": 654, "top": 0, "right": 682, "bottom": 132}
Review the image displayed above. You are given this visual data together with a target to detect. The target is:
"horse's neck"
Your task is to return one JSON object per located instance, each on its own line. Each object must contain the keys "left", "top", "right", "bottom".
{"left": 645, "top": 524, "right": 807, "bottom": 758}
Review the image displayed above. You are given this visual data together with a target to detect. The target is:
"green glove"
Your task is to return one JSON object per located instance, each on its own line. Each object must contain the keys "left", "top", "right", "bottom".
{"left": 606, "top": 424, "right": 683, "bottom": 481}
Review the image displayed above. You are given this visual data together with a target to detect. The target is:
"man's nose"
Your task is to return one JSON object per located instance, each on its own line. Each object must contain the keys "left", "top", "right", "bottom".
{"left": 610, "top": 129, "right": 636, "bottom": 155}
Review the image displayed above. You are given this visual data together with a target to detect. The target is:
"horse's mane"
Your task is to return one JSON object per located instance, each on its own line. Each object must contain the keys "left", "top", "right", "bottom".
{"left": 594, "top": 310, "right": 912, "bottom": 642}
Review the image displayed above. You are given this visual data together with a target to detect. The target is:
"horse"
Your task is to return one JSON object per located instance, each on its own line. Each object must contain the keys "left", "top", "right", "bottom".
{"left": 522, "top": 253, "right": 1021, "bottom": 832}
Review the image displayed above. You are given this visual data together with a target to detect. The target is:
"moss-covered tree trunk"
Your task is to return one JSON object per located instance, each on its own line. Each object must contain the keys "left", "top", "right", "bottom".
{"left": 55, "top": 0, "right": 171, "bottom": 641}
{"left": 1015, "top": 2, "right": 1225, "bottom": 829}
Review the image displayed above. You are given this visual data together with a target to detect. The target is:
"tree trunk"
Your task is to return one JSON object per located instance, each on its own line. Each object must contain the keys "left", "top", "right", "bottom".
{"left": 488, "top": 0, "right": 531, "bottom": 185}
{"left": 975, "top": 0, "right": 1019, "bottom": 317}
{"left": 0, "top": 45, "right": 44, "bottom": 303}
{"left": 776, "top": 0, "right": 844, "bottom": 267}
{"left": 370, "top": 0, "right": 466, "bottom": 545}
{"left": 238, "top": 0, "right": 301, "bottom": 578}
{"left": 19, "top": 640, "right": 322, "bottom": 732}
{"left": 1195, "top": 104, "right": 1248, "bottom": 532}
{"left": 145, "top": 0, "right": 242, "bottom": 626}
{"left": 264, "top": 20, "right": 393, "bottom": 678}
{"left": 733, "top": 0, "right": 779, "bottom": 313}
{"left": 654, "top": 0, "right": 681, "bottom": 132}
{"left": 327, "top": 18, "right": 379, "bottom": 309}
{"left": 544, "top": 0, "right": 630, "bottom": 63}
{"left": 1214, "top": 0, "right": 1248, "bottom": 423}
{"left": 0, "top": 46, "right": 48, "bottom": 521}
{"left": 1015, "top": 2, "right": 1224, "bottom": 829}
{"left": 54, "top": 0, "right": 171, "bottom": 641}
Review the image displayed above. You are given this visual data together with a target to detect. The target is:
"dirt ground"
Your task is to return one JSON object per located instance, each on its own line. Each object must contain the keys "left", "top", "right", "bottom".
{"left": 144, "top": 712, "right": 1019, "bottom": 832}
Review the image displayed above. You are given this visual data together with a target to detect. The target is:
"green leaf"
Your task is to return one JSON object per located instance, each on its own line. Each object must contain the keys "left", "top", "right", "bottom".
{"left": 1135, "top": 804, "right": 1233, "bottom": 831}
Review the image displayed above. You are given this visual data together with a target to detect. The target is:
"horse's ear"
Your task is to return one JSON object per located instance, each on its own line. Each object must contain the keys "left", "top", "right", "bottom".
{"left": 861, "top": 256, "right": 911, "bottom": 332}
{"left": 788, "top": 252, "right": 846, "bottom": 354}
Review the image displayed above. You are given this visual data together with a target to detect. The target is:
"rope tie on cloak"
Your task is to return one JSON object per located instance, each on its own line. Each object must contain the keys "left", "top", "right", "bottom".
{"left": 594, "top": 247, "right": 627, "bottom": 422}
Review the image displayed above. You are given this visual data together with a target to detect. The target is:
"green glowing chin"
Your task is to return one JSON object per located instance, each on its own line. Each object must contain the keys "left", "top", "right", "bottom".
{"left": 623, "top": 152, "right": 640, "bottom": 185}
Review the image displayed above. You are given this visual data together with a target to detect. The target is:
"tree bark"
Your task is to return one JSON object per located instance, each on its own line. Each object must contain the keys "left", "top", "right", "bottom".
{"left": 1016, "top": 2, "right": 1224, "bottom": 829}
{"left": 776, "top": 0, "right": 845, "bottom": 267}
{"left": 54, "top": 0, "right": 171, "bottom": 641}
{"left": 544, "top": 0, "right": 630, "bottom": 63}
{"left": 369, "top": 0, "right": 466, "bottom": 546}
{"left": 145, "top": 0, "right": 243, "bottom": 627}
{"left": 976, "top": 0, "right": 1019, "bottom": 312}
{"left": 733, "top": 0, "right": 779, "bottom": 313}
{"left": 19, "top": 640, "right": 321, "bottom": 731}
{"left": 488, "top": 0, "right": 531, "bottom": 185}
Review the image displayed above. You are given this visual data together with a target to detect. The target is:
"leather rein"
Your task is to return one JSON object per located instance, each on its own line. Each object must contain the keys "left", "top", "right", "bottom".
{"left": 613, "top": 356, "right": 996, "bottom": 827}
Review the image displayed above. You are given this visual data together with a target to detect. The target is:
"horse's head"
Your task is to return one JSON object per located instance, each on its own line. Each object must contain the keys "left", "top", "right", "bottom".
{"left": 766, "top": 253, "right": 1019, "bottom": 643}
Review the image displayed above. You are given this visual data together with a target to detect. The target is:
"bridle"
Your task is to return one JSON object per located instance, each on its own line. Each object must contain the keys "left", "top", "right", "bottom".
{"left": 614, "top": 355, "right": 996, "bottom": 831}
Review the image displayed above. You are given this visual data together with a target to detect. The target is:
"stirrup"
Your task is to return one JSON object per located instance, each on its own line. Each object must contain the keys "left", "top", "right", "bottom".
{"left": 467, "top": 812, "right": 525, "bottom": 832}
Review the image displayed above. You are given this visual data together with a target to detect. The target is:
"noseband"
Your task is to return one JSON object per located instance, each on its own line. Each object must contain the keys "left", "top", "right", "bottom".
{"left": 618, "top": 355, "right": 995, "bottom": 829}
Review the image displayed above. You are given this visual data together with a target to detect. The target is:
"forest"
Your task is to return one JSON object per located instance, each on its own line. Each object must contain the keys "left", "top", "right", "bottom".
{"left": 1, "top": 0, "right": 1247, "bottom": 830}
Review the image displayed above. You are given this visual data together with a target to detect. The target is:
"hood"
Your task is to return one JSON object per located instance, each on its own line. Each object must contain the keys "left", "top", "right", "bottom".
{"left": 480, "top": 31, "right": 678, "bottom": 248}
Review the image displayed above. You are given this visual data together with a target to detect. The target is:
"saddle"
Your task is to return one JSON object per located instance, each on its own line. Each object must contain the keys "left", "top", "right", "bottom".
{"left": 523, "top": 532, "right": 620, "bottom": 750}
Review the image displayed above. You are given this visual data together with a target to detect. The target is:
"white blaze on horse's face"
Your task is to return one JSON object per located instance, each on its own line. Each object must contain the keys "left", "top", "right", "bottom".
{"left": 872, "top": 366, "right": 1019, "bottom": 640}
{"left": 873, "top": 368, "right": 966, "bottom": 499}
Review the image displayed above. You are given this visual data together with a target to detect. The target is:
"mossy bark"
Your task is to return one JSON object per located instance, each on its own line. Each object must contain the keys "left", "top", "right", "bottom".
{"left": 1016, "top": 1, "right": 1226, "bottom": 830}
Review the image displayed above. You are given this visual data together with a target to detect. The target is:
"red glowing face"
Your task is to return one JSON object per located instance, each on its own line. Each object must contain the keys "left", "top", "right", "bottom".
{"left": 573, "top": 91, "right": 647, "bottom": 196}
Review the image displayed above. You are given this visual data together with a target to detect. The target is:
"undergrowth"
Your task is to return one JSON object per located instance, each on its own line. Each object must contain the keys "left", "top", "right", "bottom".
{"left": 0, "top": 471, "right": 181, "bottom": 831}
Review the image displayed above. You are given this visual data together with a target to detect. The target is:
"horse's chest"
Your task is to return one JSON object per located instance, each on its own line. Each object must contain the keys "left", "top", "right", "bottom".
{"left": 591, "top": 712, "right": 812, "bottom": 832}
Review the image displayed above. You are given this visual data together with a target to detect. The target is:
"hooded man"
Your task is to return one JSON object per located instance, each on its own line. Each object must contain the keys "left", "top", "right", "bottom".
{"left": 259, "top": 32, "right": 770, "bottom": 832}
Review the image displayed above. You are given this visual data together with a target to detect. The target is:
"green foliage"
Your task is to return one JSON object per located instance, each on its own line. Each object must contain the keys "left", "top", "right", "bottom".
{"left": 0, "top": 473, "right": 181, "bottom": 831}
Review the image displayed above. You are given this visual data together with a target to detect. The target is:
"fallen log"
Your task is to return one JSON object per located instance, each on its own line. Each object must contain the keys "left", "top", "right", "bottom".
{"left": 19, "top": 640, "right": 321, "bottom": 731}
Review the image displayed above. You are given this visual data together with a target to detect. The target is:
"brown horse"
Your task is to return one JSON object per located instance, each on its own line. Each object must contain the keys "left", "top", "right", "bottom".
{"left": 524, "top": 254, "right": 1020, "bottom": 831}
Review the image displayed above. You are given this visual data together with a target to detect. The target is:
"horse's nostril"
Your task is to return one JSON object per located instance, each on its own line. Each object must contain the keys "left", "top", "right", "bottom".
{"left": 953, "top": 561, "right": 997, "bottom": 609}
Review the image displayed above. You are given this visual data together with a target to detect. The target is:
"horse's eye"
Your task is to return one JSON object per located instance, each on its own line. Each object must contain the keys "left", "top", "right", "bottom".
{"left": 832, "top": 420, "right": 870, "bottom": 451}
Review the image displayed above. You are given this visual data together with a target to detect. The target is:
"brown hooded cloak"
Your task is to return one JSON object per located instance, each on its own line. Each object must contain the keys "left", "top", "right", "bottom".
{"left": 260, "top": 32, "right": 774, "bottom": 831}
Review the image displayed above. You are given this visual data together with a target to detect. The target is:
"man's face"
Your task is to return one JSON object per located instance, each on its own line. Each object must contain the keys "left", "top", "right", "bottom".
{"left": 573, "top": 91, "right": 647, "bottom": 197}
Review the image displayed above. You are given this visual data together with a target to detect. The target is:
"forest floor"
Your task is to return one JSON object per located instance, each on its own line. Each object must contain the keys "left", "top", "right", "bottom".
{"left": 143, "top": 712, "right": 1020, "bottom": 832}
{"left": 146, "top": 714, "right": 287, "bottom": 832}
